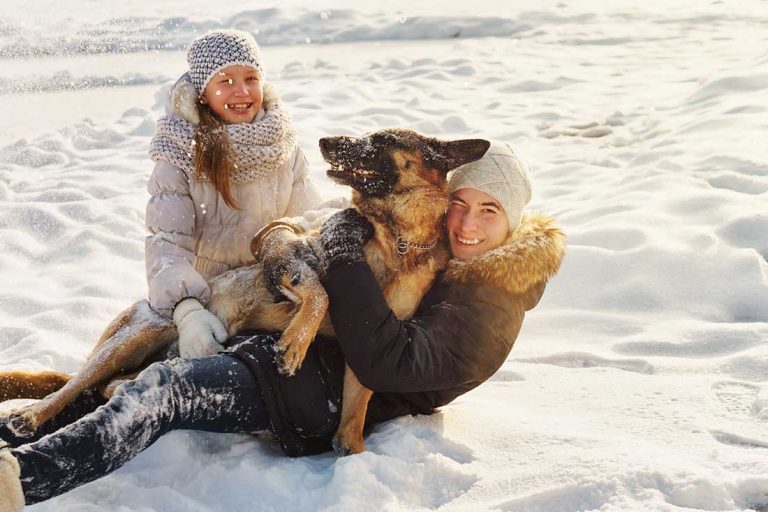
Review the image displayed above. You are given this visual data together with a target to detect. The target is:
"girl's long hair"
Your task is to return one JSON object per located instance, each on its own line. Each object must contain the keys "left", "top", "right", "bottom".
{"left": 193, "top": 103, "right": 240, "bottom": 209}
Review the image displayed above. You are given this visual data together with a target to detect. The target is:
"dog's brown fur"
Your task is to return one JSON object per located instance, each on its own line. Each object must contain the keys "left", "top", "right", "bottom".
{"left": 0, "top": 128, "right": 489, "bottom": 455}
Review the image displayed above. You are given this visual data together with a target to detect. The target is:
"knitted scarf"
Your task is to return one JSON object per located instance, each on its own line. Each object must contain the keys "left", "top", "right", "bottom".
{"left": 149, "top": 84, "right": 296, "bottom": 184}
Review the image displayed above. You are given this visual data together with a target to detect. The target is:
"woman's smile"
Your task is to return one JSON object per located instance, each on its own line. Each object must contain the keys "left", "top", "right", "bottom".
{"left": 455, "top": 235, "right": 483, "bottom": 246}
{"left": 446, "top": 188, "right": 509, "bottom": 260}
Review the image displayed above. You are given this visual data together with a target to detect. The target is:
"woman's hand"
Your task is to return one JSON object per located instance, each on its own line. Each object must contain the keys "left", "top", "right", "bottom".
{"left": 319, "top": 208, "right": 374, "bottom": 271}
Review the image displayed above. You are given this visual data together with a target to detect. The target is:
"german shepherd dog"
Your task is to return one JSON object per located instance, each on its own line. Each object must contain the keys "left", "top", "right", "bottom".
{"left": 0, "top": 129, "right": 489, "bottom": 455}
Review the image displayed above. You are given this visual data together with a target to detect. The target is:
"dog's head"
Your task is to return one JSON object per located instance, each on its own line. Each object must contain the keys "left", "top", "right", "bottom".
{"left": 320, "top": 129, "right": 490, "bottom": 198}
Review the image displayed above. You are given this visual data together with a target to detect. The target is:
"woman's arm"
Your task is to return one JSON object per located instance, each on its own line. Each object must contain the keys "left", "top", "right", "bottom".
{"left": 322, "top": 261, "right": 516, "bottom": 393}
{"left": 145, "top": 160, "right": 210, "bottom": 317}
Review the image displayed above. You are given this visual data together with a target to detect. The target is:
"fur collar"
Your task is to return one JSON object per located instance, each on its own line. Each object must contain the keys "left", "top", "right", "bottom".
{"left": 443, "top": 212, "right": 565, "bottom": 294}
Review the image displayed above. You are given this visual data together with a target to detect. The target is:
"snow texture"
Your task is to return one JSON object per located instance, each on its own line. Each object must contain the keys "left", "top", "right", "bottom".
{"left": 1, "top": 0, "right": 768, "bottom": 510}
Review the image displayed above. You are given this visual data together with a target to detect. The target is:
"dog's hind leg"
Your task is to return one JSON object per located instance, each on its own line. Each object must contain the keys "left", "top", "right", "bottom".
{"left": 5, "top": 300, "right": 176, "bottom": 437}
{"left": 0, "top": 371, "right": 71, "bottom": 402}
{"left": 97, "top": 336, "right": 180, "bottom": 399}
{"left": 332, "top": 365, "right": 373, "bottom": 456}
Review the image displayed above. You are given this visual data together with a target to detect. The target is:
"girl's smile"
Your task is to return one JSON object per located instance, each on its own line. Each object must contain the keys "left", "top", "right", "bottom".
{"left": 225, "top": 102, "right": 254, "bottom": 114}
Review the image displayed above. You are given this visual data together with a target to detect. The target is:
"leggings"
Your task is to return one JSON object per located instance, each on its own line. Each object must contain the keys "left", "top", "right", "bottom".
{"left": 5, "top": 353, "right": 270, "bottom": 505}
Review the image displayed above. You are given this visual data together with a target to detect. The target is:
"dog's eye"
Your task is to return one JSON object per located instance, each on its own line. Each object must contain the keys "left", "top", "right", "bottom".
{"left": 404, "top": 160, "right": 415, "bottom": 170}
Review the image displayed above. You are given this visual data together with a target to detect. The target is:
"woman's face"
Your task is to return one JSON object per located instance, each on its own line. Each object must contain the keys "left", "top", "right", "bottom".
{"left": 446, "top": 188, "right": 510, "bottom": 260}
{"left": 201, "top": 64, "right": 263, "bottom": 124}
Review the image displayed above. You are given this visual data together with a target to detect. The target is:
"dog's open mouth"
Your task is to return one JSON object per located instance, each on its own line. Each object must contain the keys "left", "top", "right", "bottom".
{"left": 327, "top": 163, "right": 379, "bottom": 182}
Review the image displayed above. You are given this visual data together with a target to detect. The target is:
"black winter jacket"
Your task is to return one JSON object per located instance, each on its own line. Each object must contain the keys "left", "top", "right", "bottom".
{"left": 230, "top": 213, "right": 565, "bottom": 456}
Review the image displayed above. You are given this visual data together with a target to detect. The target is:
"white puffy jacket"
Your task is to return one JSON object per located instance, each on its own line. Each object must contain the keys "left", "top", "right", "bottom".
{"left": 145, "top": 145, "right": 321, "bottom": 317}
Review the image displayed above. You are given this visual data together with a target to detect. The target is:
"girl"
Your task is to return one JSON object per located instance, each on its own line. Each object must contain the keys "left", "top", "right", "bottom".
{"left": 146, "top": 29, "right": 321, "bottom": 358}
{"left": 0, "top": 143, "right": 565, "bottom": 510}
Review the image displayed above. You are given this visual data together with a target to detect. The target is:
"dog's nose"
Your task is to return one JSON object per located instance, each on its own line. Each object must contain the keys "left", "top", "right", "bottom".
{"left": 319, "top": 138, "right": 332, "bottom": 155}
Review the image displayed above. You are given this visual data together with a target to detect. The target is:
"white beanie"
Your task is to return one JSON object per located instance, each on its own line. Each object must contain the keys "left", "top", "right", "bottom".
{"left": 448, "top": 141, "right": 533, "bottom": 231}
{"left": 187, "top": 30, "right": 263, "bottom": 95}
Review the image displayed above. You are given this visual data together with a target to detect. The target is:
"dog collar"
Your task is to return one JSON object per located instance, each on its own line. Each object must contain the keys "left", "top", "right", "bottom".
{"left": 395, "top": 235, "right": 437, "bottom": 255}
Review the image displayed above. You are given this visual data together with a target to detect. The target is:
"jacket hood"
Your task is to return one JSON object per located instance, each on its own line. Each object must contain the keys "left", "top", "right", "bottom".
{"left": 443, "top": 212, "right": 565, "bottom": 294}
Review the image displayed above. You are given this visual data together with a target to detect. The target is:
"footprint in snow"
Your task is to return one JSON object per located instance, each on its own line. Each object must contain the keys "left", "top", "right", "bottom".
{"left": 516, "top": 351, "right": 654, "bottom": 375}
{"left": 712, "top": 380, "right": 762, "bottom": 419}
{"left": 710, "top": 430, "right": 768, "bottom": 449}
{"left": 538, "top": 120, "right": 614, "bottom": 139}
{"left": 706, "top": 173, "right": 768, "bottom": 195}
{"left": 488, "top": 369, "right": 525, "bottom": 382}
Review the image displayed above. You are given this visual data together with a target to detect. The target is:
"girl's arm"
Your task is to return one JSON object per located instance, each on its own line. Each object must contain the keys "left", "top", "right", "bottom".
{"left": 283, "top": 146, "right": 322, "bottom": 217}
{"left": 145, "top": 160, "right": 210, "bottom": 317}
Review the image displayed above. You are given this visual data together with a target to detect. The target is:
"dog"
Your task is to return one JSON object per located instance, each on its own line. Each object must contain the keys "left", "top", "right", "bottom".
{"left": 0, "top": 128, "right": 490, "bottom": 455}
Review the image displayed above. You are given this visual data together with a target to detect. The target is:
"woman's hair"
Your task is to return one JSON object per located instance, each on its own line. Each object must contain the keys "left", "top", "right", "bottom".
{"left": 194, "top": 103, "right": 240, "bottom": 209}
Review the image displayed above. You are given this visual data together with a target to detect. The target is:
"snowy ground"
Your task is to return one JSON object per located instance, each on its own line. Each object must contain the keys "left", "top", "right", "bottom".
{"left": 1, "top": 1, "right": 768, "bottom": 510}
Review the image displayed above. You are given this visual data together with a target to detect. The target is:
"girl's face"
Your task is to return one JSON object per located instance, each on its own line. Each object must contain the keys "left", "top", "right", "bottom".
{"left": 446, "top": 188, "right": 510, "bottom": 260}
{"left": 201, "top": 64, "right": 263, "bottom": 124}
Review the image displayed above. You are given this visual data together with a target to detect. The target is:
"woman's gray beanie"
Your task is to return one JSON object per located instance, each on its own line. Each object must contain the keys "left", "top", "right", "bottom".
{"left": 187, "top": 30, "right": 263, "bottom": 95}
{"left": 448, "top": 141, "right": 533, "bottom": 231}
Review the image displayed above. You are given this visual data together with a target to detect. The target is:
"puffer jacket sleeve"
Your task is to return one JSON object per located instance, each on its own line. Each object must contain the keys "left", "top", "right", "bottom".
{"left": 283, "top": 146, "right": 322, "bottom": 217}
{"left": 268, "top": 196, "right": 349, "bottom": 235}
{"left": 145, "top": 160, "right": 210, "bottom": 317}
{"left": 251, "top": 198, "right": 350, "bottom": 259}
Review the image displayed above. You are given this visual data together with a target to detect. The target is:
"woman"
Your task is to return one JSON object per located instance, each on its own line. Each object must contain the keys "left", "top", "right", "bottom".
{"left": 0, "top": 142, "right": 564, "bottom": 510}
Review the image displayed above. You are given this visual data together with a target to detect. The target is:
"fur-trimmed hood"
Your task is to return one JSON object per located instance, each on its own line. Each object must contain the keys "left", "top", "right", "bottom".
{"left": 169, "top": 74, "right": 281, "bottom": 126}
{"left": 442, "top": 212, "right": 565, "bottom": 294}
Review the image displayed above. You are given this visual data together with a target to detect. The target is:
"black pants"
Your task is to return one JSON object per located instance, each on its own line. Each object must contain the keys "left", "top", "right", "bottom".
{"left": 5, "top": 354, "right": 270, "bottom": 505}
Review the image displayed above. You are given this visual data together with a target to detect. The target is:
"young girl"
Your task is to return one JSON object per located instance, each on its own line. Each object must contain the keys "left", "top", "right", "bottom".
{"left": 146, "top": 29, "right": 321, "bottom": 358}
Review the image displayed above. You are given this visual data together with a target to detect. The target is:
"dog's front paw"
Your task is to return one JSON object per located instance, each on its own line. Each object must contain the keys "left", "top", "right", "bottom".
{"left": 275, "top": 331, "right": 310, "bottom": 376}
{"left": 6, "top": 409, "right": 39, "bottom": 438}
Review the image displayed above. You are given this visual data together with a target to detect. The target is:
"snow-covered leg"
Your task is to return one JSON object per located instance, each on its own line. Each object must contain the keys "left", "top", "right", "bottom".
{"left": 12, "top": 354, "right": 268, "bottom": 505}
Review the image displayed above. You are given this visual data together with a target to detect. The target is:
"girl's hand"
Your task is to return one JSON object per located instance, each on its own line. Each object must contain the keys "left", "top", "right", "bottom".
{"left": 173, "top": 298, "right": 228, "bottom": 358}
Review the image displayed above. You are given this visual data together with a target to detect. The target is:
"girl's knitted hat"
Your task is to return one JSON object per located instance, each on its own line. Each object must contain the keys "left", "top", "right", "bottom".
{"left": 187, "top": 29, "right": 263, "bottom": 95}
{"left": 448, "top": 141, "right": 533, "bottom": 231}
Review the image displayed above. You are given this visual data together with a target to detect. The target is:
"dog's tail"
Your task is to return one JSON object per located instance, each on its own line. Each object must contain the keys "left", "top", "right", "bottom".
{"left": 0, "top": 371, "right": 70, "bottom": 401}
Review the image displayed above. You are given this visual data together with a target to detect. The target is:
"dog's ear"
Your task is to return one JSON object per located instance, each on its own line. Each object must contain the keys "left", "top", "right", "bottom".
{"left": 426, "top": 139, "right": 491, "bottom": 174}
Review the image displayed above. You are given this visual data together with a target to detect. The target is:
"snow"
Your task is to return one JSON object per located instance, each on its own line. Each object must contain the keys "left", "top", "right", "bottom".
{"left": 2, "top": 0, "right": 768, "bottom": 510}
